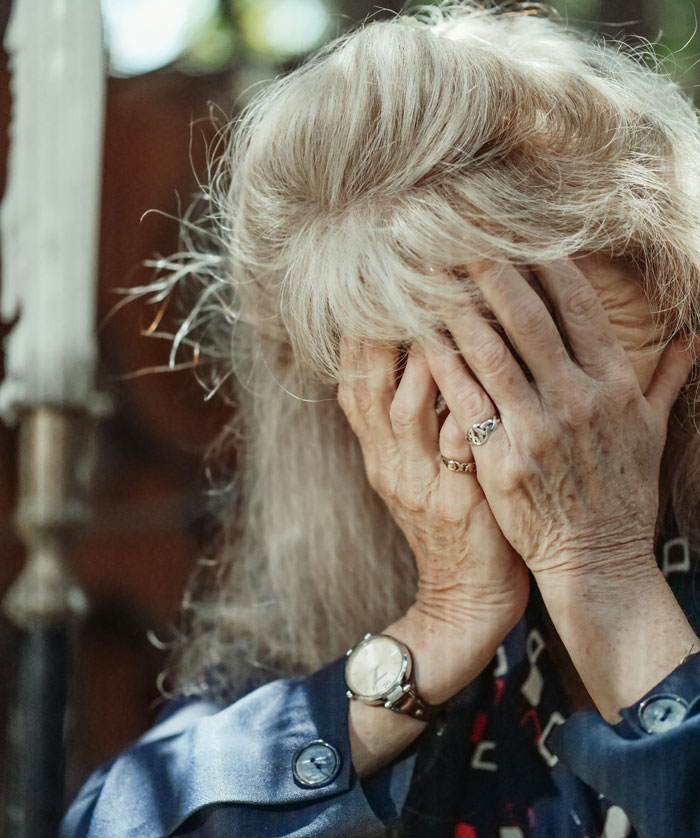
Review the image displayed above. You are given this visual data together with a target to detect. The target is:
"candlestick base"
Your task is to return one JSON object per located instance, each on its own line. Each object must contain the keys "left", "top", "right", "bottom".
{"left": 2, "top": 406, "right": 97, "bottom": 630}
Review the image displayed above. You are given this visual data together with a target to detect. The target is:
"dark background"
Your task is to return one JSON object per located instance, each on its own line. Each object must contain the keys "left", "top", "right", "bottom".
{"left": 0, "top": 0, "right": 697, "bottom": 815}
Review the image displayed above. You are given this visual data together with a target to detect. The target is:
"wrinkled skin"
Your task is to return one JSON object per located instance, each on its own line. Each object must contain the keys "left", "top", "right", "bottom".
{"left": 338, "top": 336, "right": 528, "bottom": 640}
{"left": 337, "top": 255, "right": 695, "bottom": 641}
{"left": 425, "top": 256, "right": 693, "bottom": 584}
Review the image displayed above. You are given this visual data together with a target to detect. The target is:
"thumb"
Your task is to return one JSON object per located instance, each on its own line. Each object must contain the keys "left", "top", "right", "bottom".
{"left": 645, "top": 335, "right": 699, "bottom": 424}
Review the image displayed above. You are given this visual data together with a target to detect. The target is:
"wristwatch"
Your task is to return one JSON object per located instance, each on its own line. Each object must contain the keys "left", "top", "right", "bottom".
{"left": 344, "top": 632, "right": 447, "bottom": 721}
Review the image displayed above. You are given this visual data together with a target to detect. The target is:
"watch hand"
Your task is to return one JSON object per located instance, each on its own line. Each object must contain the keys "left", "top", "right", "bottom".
{"left": 301, "top": 755, "right": 333, "bottom": 778}
{"left": 303, "top": 756, "right": 330, "bottom": 766}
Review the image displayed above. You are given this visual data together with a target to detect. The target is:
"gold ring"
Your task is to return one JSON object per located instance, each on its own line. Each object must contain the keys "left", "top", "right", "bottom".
{"left": 441, "top": 457, "right": 476, "bottom": 473}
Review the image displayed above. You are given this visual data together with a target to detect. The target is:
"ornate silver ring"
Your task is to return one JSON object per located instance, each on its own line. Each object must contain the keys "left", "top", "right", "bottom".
{"left": 466, "top": 415, "right": 501, "bottom": 446}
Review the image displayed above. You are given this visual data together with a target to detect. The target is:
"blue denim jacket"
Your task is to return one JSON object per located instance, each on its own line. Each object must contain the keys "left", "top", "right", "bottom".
{"left": 61, "top": 540, "right": 700, "bottom": 838}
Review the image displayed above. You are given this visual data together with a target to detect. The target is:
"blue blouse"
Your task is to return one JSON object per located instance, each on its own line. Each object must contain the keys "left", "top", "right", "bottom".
{"left": 61, "top": 532, "right": 700, "bottom": 838}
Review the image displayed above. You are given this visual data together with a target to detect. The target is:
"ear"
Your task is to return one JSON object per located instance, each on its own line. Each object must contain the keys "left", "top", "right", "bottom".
{"left": 645, "top": 336, "right": 699, "bottom": 425}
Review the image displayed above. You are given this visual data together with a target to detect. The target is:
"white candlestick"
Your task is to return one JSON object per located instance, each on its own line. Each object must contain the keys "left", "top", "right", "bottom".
{"left": 0, "top": 0, "right": 106, "bottom": 422}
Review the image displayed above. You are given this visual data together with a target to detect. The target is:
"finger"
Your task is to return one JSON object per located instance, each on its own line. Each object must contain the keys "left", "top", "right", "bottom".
{"left": 354, "top": 344, "right": 402, "bottom": 482}
{"left": 460, "top": 259, "right": 572, "bottom": 391}
{"left": 533, "top": 258, "right": 632, "bottom": 381}
{"left": 338, "top": 338, "right": 399, "bottom": 465}
{"left": 423, "top": 337, "right": 508, "bottom": 462}
{"left": 440, "top": 290, "right": 538, "bottom": 416}
{"left": 645, "top": 336, "right": 699, "bottom": 425}
{"left": 438, "top": 412, "right": 478, "bottom": 479}
{"left": 338, "top": 335, "right": 369, "bottom": 438}
{"left": 389, "top": 344, "right": 440, "bottom": 483}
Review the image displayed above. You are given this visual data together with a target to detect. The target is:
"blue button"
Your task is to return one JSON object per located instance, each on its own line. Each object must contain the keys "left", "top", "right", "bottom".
{"left": 292, "top": 740, "right": 341, "bottom": 788}
{"left": 637, "top": 694, "right": 688, "bottom": 734}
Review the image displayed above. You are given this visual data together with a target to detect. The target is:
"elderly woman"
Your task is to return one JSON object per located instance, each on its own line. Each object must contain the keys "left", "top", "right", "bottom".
{"left": 62, "top": 3, "right": 700, "bottom": 837}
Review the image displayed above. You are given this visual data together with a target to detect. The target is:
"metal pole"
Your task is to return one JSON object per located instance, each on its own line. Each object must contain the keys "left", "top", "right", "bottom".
{"left": 5, "top": 626, "right": 70, "bottom": 837}
{"left": 2, "top": 407, "right": 95, "bottom": 838}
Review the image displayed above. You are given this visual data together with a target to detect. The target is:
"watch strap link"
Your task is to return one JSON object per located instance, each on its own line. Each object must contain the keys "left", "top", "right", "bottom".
{"left": 391, "top": 682, "right": 447, "bottom": 722}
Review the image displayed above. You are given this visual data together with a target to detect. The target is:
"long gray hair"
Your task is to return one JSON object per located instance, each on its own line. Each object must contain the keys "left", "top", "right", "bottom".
{"left": 142, "top": 2, "right": 700, "bottom": 696}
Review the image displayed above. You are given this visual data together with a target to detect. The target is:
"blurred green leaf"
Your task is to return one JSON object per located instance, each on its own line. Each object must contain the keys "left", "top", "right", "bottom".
{"left": 644, "top": 0, "right": 700, "bottom": 97}
{"left": 233, "top": 0, "right": 334, "bottom": 63}
{"left": 182, "top": 13, "right": 240, "bottom": 73}
{"left": 552, "top": 0, "right": 601, "bottom": 23}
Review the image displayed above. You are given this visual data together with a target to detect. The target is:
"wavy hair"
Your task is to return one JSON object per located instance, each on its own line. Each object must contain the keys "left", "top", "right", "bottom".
{"left": 142, "top": 2, "right": 700, "bottom": 696}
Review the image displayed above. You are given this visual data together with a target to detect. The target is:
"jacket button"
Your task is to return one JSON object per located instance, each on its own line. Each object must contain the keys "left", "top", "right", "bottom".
{"left": 637, "top": 694, "right": 688, "bottom": 734}
{"left": 292, "top": 739, "right": 342, "bottom": 788}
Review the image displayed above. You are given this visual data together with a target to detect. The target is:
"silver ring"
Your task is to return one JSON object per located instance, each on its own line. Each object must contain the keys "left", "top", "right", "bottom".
{"left": 466, "top": 415, "right": 501, "bottom": 446}
{"left": 441, "top": 457, "right": 476, "bottom": 474}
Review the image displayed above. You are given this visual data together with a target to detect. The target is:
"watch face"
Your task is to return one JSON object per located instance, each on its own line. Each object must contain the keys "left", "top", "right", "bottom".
{"left": 345, "top": 635, "right": 407, "bottom": 700}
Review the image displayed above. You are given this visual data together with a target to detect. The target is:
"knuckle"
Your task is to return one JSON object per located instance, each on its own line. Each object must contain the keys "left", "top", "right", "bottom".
{"left": 517, "top": 457, "right": 538, "bottom": 483}
{"left": 399, "top": 488, "right": 426, "bottom": 515}
{"left": 389, "top": 399, "right": 417, "bottom": 432}
{"left": 519, "top": 304, "right": 553, "bottom": 342}
{"left": 500, "top": 456, "right": 533, "bottom": 486}
{"left": 457, "top": 390, "right": 492, "bottom": 426}
{"left": 440, "top": 417, "right": 467, "bottom": 452}
{"left": 358, "top": 389, "right": 389, "bottom": 416}
{"left": 610, "top": 375, "right": 638, "bottom": 403}
{"left": 472, "top": 335, "right": 509, "bottom": 376}
{"left": 560, "top": 392, "right": 597, "bottom": 427}
{"left": 563, "top": 284, "right": 599, "bottom": 320}
{"left": 382, "top": 481, "right": 401, "bottom": 505}
{"left": 455, "top": 386, "right": 491, "bottom": 423}
{"left": 365, "top": 463, "right": 386, "bottom": 495}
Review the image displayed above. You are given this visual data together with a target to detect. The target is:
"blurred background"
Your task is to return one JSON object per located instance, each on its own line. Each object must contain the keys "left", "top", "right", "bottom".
{"left": 0, "top": 0, "right": 698, "bottom": 820}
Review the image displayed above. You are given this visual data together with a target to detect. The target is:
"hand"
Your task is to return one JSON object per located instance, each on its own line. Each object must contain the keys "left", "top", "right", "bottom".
{"left": 337, "top": 336, "right": 530, "bottom": 643}
{"left": 424, "top": 257, "right": 697, "bottom": 587}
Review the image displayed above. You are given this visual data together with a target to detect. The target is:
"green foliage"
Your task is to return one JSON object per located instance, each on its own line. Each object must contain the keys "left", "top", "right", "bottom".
{"left": 553, "top": 0, "right": 601, "bottom": 25}
{"left": 170, "top": 0, "right": 700, "bottom": 98}
{"left": 182, "top": 12, "right": 241, "bottom": 74}
{"left": 555, "top": 0, "right": 699, "bottom": 99}
{"left": 644, "top": 0, "right": 700, "bottom": 100}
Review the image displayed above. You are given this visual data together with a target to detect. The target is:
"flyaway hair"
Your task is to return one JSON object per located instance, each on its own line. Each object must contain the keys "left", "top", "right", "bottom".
{"left": 138, "top": 1, "right": 700, "bottom": 695}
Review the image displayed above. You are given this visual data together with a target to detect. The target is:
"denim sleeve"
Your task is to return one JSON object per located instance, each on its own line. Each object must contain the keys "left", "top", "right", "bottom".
{"left": 59, "top": 656, "right": 419, "bottom": 838}
{"left": 548, "top": 652, "right": 700, "bottom": 838}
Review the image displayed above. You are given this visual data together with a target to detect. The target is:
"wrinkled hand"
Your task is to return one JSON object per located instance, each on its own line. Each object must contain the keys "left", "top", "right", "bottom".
{"left": 337, "top": 338, "right": 529, "bottom": 638}
{"left": 424, "top": 257, "right": 697, "bottom": 587}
